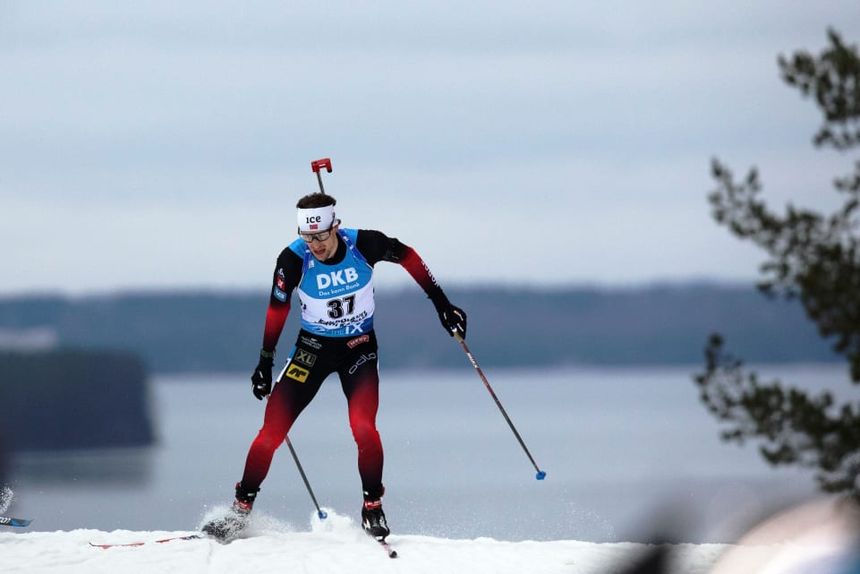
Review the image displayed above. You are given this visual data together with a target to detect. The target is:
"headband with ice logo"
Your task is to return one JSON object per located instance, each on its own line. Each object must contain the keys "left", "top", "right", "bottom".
{"left": 297, "top": 205, "right": 338, "bottom": 233}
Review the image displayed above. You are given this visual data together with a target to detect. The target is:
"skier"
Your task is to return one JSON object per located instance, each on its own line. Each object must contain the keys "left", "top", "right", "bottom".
{"left": 203, "top": 191, "right": 467, "bottom": 542}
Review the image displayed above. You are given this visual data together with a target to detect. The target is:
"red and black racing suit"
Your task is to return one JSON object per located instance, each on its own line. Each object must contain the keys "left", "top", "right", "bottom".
{"left": 241, "top": 230, "right": 450, "bottom": 501}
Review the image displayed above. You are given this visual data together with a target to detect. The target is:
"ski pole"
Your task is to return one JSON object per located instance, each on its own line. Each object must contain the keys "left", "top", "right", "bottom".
{"left": 454, "top": 333, "right": 547, "bottom": 481}
{"left": 311, "top": 158, "right": 333, "bottom": 194}
{"left": 285, "top": 436, "right": 328, "bottom": 519}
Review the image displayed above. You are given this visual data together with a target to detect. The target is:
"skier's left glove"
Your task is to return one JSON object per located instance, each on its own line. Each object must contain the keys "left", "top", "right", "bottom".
{"left": 251, "top": 351, "right": 275, "bottom": 400}
{"left": 437, "top": 303, "right": 467, "bottom": 339}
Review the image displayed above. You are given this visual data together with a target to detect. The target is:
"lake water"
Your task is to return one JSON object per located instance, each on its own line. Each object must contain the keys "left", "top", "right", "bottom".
{"left": 7, "top": 364, "right": 847, "bottom": 543}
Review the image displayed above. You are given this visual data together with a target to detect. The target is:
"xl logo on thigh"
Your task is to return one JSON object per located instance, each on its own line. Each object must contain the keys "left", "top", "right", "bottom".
{"left": 294, "top": 349, "right": 317, "bottom": 367}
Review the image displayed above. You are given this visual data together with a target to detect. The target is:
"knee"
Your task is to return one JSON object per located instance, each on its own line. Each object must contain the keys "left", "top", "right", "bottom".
{"left": 349, "top": 417, "right": 379, "bottom": 444}
{"left": 254, "top": 426, "right": 287, "bottom": 452}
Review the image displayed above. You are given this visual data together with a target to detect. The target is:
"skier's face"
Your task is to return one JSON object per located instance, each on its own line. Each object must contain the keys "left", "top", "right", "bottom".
{"left": 307, "top": 224, "right": 339, "bottom": 261}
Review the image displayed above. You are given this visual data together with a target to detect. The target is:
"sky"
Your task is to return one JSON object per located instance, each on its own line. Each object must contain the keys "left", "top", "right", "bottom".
{"left": 2, "top": 2, "right": 859, "bottom": 295}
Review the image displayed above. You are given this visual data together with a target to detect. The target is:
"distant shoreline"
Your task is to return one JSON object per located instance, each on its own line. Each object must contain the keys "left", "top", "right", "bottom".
{"left": 0, "top": 284, "right": 842, "bottom": 373}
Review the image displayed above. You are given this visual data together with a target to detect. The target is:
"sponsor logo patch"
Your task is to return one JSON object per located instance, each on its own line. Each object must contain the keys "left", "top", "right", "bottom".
{"left": 285, "top": 364, "right": 310, "bottom": 383}
{"left": 316, "top": 268, "right": 359, "bottom": 290}
{"left": 300, "top": 335, "right": 322, "bottom": 350}
{"left": 273, "top": 287, "right": 287, "bottom": 302}
{"left": 276, "top": 277, "right": 286, "bottom": 290}
{"left": 346, "top": 335, "right": 370, "bottom": 349}
{"left": 294, "top": 349, "right": 317, "bottom": 367}
{"left": 348, "top": 352, "right": 377, "bottom": 375}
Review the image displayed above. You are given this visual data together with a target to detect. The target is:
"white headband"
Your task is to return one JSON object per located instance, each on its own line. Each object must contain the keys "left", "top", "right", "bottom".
{"left": 297, "top": 205, "right": 337, "bottom": 233}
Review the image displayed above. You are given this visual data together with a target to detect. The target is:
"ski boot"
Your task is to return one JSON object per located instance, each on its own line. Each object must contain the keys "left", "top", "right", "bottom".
{"left": 361, "top": 498, "right": 390, "bottom": 540}
{"left": 201, "top": 482, "right": 259, "bottom": 543}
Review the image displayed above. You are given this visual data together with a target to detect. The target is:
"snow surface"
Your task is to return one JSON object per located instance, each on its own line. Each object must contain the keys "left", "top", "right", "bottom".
{"left": 0, "top": 507, "right": 729, "bottom": 574}
{"left": 4, "top": 507, "right": 853, "bottom": 574}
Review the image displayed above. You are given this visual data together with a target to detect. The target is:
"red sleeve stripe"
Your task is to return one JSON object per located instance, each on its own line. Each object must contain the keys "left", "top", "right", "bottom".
{"left": 399, "top": 247, "right": 440, "bottom": 294}
{"left": 262, "top": 302, "right": 290, "bottom": 352}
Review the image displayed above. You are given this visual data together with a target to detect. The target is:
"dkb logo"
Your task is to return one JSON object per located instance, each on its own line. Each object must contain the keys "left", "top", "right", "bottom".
{"left": 317, "top": 268, "right": 359, "bottom": 289}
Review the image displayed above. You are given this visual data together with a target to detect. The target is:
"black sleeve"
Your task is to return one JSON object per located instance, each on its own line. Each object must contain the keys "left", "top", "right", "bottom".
{"left": 269, "top": 247, "right": 304, "bottom": 305}
{"left": 356, "top": 229, "right": 448, "bottom": 306}
{"left": 355, "top": 229, "right": 410, "bottom": 266}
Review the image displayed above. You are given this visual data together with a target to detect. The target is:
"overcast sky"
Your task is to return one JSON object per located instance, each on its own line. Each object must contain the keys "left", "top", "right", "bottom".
{"left": 2, "top": 2, "right": 859, "bottom": 295}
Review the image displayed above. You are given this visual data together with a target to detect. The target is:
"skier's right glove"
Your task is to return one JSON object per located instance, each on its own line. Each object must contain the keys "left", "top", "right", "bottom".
{"left": 251, "top": 351, "right": 275, "bottom": 400}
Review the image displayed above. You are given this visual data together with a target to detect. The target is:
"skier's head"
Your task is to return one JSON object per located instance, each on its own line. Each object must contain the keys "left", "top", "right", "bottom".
{"left": 296, "top": 193, "right": 340, "bottom": 261}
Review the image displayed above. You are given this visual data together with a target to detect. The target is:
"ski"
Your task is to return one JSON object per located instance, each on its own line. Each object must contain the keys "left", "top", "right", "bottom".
{"left": 0, "top": 516, "right": 31, "bottom": 528}
{"left": 374, "top": 537, "right": 398, "bottom": 558}
{"left": 90, "top": 534, "right": 204, "bottom": 549}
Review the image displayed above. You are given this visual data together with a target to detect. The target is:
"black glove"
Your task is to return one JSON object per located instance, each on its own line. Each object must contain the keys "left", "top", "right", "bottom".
{"left": 437, "top": 304, "right": 467, "bottom": 339}
{"left": 251, "top": 352, "right": 274, "bottom": 400}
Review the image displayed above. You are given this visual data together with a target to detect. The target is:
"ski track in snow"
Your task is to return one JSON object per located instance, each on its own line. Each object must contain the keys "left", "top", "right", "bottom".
{"left": 0, "top": 510, "right": 736, "bottom": 574}
{"left": 1, "top": 529, "right": 732, "bottom": 574}
{"left": 0, "top": 507, "right": 843, "bottom": 574}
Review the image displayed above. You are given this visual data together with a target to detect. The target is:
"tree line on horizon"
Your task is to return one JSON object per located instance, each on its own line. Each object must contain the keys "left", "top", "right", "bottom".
{"left": 0, "top": 283, "right": 838, "bottom": 374}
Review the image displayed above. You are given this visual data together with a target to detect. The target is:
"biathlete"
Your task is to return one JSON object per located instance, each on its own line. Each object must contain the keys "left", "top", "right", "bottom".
{"left": 203, "top": 191, "right": 467, "bottom": 542}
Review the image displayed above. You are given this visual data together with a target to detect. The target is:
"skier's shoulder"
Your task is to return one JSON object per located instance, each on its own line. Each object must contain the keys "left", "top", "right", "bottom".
{"left": 354, "top": 229, "right": 405, "bottom": 265}
{"left": 275, "top": 242, "right": 305, "bottom": 280}
{"left": 346, "top": 228, "right": 389, "bottom": 256}
{"left": 283, "top": 239, "right": 307, "bottom": 260}
{"left": 355, "top": 228, "right": 387, "bottom": 240}
{"left": 340, "top": 227, "right": 361, "bottom": 243}
{"left": 354, "top": 228, "right": 391, "bottom": 251}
